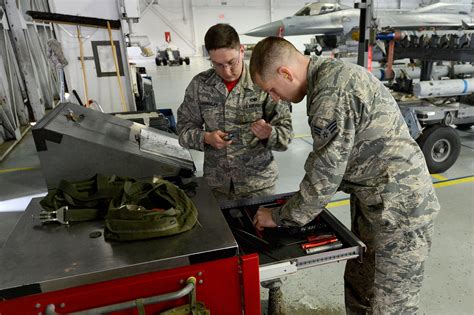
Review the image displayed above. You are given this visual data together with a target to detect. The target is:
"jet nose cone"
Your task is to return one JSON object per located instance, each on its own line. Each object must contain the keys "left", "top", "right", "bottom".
{"left": 244, "top": 20, "right": 284, "bottom": 37}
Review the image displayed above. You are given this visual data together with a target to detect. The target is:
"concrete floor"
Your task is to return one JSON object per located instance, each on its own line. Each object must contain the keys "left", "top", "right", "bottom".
{"left": 0, "top": 56, "right": 473, "bottom": 314}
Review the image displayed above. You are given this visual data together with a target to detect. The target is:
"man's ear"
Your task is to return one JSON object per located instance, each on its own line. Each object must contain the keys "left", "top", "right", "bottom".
{"left": 277, "top": 66, "right": 293, "bottom": 81}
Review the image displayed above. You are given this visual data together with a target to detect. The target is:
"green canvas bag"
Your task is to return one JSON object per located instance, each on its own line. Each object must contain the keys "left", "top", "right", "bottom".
{"left": 105, "top": 177, "right": 198, "bottom": 241}
{"left": 39, "top": 175, "right": 198, "bottom": 241}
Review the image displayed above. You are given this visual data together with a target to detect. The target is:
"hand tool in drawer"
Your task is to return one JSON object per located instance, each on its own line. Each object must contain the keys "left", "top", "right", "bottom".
{"left": 300, "top": 235, "right": 339, "bottom": 250}
{"left": 305, "top": 241, "right": 343, "bottom": 254}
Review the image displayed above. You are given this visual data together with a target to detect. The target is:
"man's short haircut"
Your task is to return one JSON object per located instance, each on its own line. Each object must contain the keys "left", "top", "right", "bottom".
{"left": 204, "top": 24, "right": 240, "bottom": 52}
{"left": 249, "top": 36, "right": 299, "bottom": 82}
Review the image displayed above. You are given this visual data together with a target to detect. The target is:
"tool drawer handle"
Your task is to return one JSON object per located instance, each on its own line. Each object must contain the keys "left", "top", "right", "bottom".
{"left": 45, "top": 277, "right": 197, "bottom": 315}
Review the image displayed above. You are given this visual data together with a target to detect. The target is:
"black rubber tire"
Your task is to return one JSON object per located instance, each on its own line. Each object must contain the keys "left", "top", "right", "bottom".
{"left": 184, "top": 57, "right": 190, "bottom": 65}
{"left": 416, "top": 125, "right": 461, "bottom": 173}
{"left": 456, "top": 123, "right": 473, "bottom": 131}
{"left": 179, "top": 58, "right": 184, "bottom": 65}
{"left": 155, "top": 58, "right": 161, "bottom": 66}
{"left": 162, "top": 59, "right": 168, "bottom": 66}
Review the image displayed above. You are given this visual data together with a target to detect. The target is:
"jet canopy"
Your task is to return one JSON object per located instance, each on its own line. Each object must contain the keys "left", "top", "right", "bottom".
{"left": 294, "top": 2, "right": 342, "bottom": 16}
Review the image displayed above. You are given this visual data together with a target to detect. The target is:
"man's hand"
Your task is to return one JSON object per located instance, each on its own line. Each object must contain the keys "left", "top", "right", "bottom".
{"left": 253, "top": 207, "right": 277, "bottom": 231}
{"left": 204, "top": 130, "right": 232, "bottom": 149}
{"left": 251, "top": 119, "right": 272, "bottom": 140}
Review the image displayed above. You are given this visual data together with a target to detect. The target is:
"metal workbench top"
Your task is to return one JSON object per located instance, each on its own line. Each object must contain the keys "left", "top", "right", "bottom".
{"left": 0, "top": 177, "right": 238, "bottom": 299}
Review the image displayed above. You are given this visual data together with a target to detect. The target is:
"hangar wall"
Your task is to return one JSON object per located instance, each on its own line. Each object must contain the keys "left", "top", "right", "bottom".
{"left": 133, "top": 0, "right": 428, "bottom": 56}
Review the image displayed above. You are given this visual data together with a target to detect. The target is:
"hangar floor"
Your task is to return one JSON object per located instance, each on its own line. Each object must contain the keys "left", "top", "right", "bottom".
{"left": 1, "top": 56, "right": 473, "bottom": 314}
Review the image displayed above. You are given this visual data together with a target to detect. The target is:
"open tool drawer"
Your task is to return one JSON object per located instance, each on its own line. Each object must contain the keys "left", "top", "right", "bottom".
{"left": 220, "top": 193, "right": 366, "bottom": 282}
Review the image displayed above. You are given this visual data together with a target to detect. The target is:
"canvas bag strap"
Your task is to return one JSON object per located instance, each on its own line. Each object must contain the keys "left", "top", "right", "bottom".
{"left": 39, "top": 174, "right": 127, "bottom": 222}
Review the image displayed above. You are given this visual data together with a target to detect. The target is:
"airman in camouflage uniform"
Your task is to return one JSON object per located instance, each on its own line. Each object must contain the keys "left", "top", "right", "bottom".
{"left": 250, "top": 37, "right": 440, "bottom": 314}
{"left": 177, "top": 25, "right": 293, "bottom": 200}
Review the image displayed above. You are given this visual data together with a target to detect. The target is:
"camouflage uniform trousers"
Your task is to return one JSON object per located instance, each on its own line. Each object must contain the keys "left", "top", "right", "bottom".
{"left": 344, "top": 195, "right": 435, "bottom": 315}
{"left": 210, "top": 179, "right": 276, "bottom": 202}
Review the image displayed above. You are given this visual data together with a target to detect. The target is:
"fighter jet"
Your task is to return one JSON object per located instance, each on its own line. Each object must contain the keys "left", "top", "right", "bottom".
{"left": 245, "top": 1, "right": 473, "bottom": 48}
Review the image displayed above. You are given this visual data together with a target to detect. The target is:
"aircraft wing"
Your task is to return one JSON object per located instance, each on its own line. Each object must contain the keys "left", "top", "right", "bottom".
{"left": 244, "top": 2, "right": 473, "bottom": 38}
{"left": 245, "top": 13, "right": 347, "bottom": 37}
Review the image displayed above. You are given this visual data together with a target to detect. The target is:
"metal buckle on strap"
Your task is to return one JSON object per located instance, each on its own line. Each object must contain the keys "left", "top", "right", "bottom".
{"left": 38, "top": 206, "right": 69, "bottom": 225}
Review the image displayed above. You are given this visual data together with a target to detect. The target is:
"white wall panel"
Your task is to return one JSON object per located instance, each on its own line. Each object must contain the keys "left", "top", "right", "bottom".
{"left": 49, "top": 0, "right": 120, "bottom": 20}
{"left": 135, "top": 1, "right": 196, "bottom": 55}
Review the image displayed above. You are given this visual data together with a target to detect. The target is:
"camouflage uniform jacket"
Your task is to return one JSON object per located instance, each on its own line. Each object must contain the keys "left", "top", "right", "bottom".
{"left": 177, "top": 63, "right": 293, "bottom": 196}
{"left": 274, "top": 57, "right": 440, "bottom": 232}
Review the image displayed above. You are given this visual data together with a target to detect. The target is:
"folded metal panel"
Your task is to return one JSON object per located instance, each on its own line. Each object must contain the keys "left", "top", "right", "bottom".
{"left": 32, "top": 102, "right": 195, "bottom": 188}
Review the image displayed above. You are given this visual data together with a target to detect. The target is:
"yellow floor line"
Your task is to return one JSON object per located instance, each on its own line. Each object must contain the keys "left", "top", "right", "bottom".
{"left": 327, "top": 199, "right": 350, "bottom": 208}
{"left": 431, "top": 174, "right": 448, "bottom": 181}
{"left": 433, "top": 176, "right": 474, "bottom": 188}
{"left": 0, "top": 167, "right": 38, "bottom": 174}
{"left": 294, "top": 134, "right": 311, "bottom": 139}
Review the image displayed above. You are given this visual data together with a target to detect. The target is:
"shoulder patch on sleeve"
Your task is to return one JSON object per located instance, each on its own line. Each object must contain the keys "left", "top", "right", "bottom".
{"left": 312, "top": 119, "right": 338, "bottom": 149}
